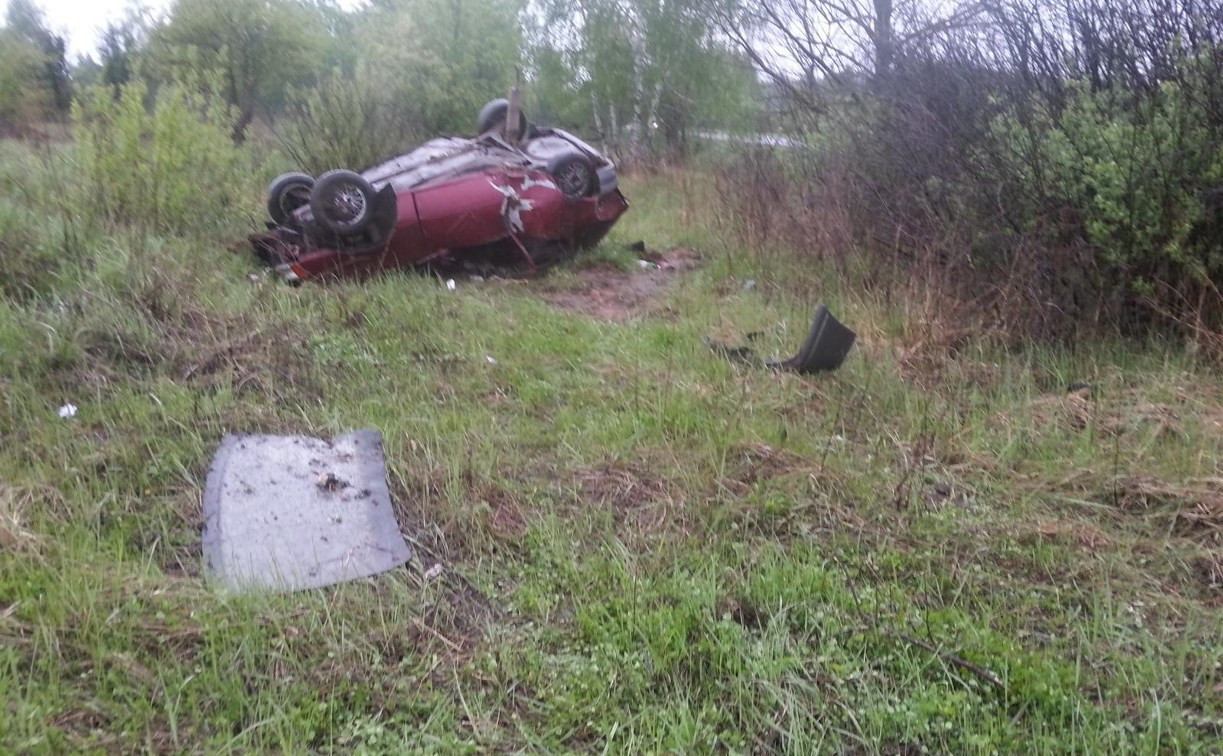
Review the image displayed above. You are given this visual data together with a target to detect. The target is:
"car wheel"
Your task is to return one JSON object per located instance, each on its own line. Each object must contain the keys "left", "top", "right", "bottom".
{"left": 548, "top": 153, "right": 596, "bottom": 199}
{"left": 477, "top": 98, "right": 529, "bottom": 137}
{"left": 310, "top": 170, "right": 377, "bottom": 236}
{"left": 267, "top": 172, "right": 315, "bottom": 225}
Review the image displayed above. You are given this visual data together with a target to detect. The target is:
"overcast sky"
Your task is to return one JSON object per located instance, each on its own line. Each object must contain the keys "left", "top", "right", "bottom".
{"left": 1, "top": 0, "right": 168, "bottom": 60}
{"left": 2, "top": 0, "right": 366, "bottom": 61}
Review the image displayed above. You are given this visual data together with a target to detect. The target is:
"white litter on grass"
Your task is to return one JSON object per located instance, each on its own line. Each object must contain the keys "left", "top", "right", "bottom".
{"left": 57, "top": 404, "right": 77, "bottom": 419}
{"left": 470, "top": 275, "right": 485, "bottom": 283}
{"left": 423, "top": 563, "right": 445, "bottom": 582}
{"left": 446, "top": 279, "right": 457, "bottom": 291}
{"left": 485, "top": 355, "right": 497, "bottom": 365}
{"left": 637, "top": 259, "right": 660, "bottom": 270}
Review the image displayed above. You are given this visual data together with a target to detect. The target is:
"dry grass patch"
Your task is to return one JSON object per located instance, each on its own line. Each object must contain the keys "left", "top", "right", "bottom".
{"left": 574, "top": 462, "right": 686, "bottom": 544}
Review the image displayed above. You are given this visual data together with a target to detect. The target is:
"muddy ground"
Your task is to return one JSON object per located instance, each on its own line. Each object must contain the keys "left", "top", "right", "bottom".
{"left": 538, "top": 247, "right": 701, "bottom": 321}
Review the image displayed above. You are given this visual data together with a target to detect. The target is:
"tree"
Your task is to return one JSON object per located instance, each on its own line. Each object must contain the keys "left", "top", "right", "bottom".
{"left": 100, "top": 23, "right": 137, "bottom": 94}
{"left": 71, "top": 54, "right": 103, "bottom": 89}
{"left": 0, "top": 30, "right": 47, "bottom": 126}
{"left": 348, "top": 0, "right": 525, "bottom": 135}
{"left": 714, "top": 0, "right": 982, "bottom": 117}
{"left": 529, "top": 0, "right": 759, "bottom": 158}
{"left": 99, "top": 6, "right": 155, "bottom": 96}
{"left": 4, "top": 0, "right": 70, "bottom": 113}
{"left": 150, "top": 0, "right": 330, "bottom": 142}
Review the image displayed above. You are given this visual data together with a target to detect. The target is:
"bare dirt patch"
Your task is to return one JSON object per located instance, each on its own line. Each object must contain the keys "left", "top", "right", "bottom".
{"left": 541, "top": 247, "right": 701, "bottom": 321}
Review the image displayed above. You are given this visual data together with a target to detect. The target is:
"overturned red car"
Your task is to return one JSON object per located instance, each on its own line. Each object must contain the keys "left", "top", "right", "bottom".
{"left": 250, "top": 99, "right": 629, "bottom": 282}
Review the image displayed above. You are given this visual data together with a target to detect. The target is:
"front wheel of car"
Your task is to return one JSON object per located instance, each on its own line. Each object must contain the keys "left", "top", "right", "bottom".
{"left": 267, "top": 172, "right": 315, "bottom": 225}
{"left": 310, "top": 170, "right": 377, "bottom": 236}
{"left": 548, "top": 153, "right": 597, "bottom": 199}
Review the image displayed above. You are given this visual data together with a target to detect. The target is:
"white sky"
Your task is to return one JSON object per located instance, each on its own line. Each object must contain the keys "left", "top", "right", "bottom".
{"left": 1, "top": 0, "right": 169, "bottom": 60}
{"left": 1, "top": 0, "right": 365, "bottom": 61}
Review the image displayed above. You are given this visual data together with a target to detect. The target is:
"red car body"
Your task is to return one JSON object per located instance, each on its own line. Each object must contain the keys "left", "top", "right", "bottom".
{"left": 250, "top": 128, "right": 629, "bottom": 282}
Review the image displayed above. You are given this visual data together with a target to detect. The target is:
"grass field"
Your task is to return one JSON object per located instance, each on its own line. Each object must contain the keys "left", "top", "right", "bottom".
{"left": 2, "top": 144, "right": 1222, "bottom": 753}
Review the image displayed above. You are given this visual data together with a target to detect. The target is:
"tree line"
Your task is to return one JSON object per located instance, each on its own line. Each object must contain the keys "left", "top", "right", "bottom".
{"left": 0, "top": 0, "right": 762, "bottom": 157}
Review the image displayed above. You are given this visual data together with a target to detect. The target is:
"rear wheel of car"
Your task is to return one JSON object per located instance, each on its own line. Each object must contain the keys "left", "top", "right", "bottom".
{"left": 267, "top": 172, "right": 315, "bottom": 225}
{"left": 477, "top": 98, "right": 529, "bottom": 137}
{"left": 310, "top": 170, "right": 377, "bottom": 236}
{"left": 548, "top": 153, "right": 597, "bottom": 199}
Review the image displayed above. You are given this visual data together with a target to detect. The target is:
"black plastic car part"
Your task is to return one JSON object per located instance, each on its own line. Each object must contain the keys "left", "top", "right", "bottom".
{"left": 705, "top": 304, "right": 856, "bottom": 374}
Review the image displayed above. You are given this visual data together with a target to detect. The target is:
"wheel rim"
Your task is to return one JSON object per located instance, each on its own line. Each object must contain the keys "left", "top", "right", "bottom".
{"left": 327, "top": 183, "right": 368, "bottom": 225}
{"left": 556, "top": 163, "right": 589, "bottom": 197}
{"left": 278, "top": 184, "right": 310, "bottom": 218}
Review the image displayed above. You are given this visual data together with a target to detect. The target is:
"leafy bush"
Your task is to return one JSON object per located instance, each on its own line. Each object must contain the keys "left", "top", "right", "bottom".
{"left": 279, "top": 66, "right": 424, "bottom": 175}
{"left": 992, "top": 82, "right": 1223, "bottom": 285}
{"left": 0, "top": 30, "right": 50, "bottom": 130}
{"left": 72, "top": 78, "right": 253, "bottom": 235}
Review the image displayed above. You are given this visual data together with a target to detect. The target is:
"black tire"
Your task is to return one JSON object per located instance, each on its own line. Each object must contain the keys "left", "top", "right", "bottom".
{"left": 477, "top": 98, "right": 529, "bottom": 136}
{"left": 310, "top": 169, "right": 377, "bottom": 236}
{"left": 548, "top": 152, "right": 597, "bottom": 199}
{"left": 267, "top": 172, "right": 315, "bottom": 225}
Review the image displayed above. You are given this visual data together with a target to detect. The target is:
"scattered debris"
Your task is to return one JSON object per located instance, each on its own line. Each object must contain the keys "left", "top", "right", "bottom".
{"left": 485, "top": 355, "right": 498, "bottom": 365}
{"left": 202, "top": 430, "right": 412, "bottom": 592}
{"left": 705, "top": 304, "right": 856, "bottom": 374}
{"left": 57, "top": 403, "right": 77, "bottom": 419}
{"left": 470, "top": 275, "right": 485, "bottom": 283}
{"left": 637, "top": 259, "right": 660, "bottom": 270}
{"left": 743, "top": 279, "right": 757, "bottom": 291}
{"left": 423, "top": 563, "right": 445, "bottom": 582}
{"left": 446, "top": 278, "right": 457, "bottom": 291}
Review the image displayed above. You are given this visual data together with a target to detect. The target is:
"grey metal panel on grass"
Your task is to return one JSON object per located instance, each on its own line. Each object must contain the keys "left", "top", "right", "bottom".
{"left": 202, "top": 430, "right": 412, "bottom": 592}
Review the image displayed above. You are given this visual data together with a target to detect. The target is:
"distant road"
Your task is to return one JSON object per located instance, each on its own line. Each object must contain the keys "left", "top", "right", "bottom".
{"left": 694, "top": 131, "right": 804, "bottom": 149}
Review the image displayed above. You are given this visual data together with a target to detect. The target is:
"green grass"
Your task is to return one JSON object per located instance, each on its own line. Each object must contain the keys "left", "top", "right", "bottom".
{"left": 2, "top": 145, "right": 1222, "bottom": 753}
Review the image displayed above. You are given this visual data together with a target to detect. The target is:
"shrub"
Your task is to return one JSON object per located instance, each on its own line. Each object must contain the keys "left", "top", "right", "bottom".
{"left": 0, "top": 31, "right": 50, "bottom": 130}
{"left": 72, "top": 78, "right": 253, "bottom": 235}
{"left": 714, "top": 53, "right": 1223, "bottom": 342}
{"left": 278, "top": 66, "right": 424, "bottom": 175}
